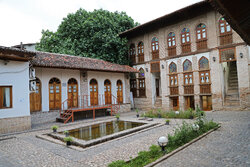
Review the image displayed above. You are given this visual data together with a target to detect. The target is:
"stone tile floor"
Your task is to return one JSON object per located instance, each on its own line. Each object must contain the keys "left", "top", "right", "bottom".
{"left": 0, "top": 110, "right": 249, "bottom": 167}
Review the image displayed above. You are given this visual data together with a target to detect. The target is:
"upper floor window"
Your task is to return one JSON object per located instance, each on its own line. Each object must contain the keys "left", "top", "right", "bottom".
{"left": 181, "top": 28, "right": 191, "bottom": 53}
{"left": 139, "top": 68, "right": 145, "bottom": 78}
{"left": 129, "top": 44, "right": 136, "bottom": 64}
{"left": 169, "top": 62, "right": 177, "bottom": 73}
{"left": 219, "top": 17, "right": 232, "bottom": 45}
{"left": 151, "top": 37, "right": 159, "bottom": 60}
{"left": 196, "top": 23, "right": 208, "bottom": 50}
{"left": 183, "top": 59, "right": 192, "bottom": 72}
{"left": 199, "top": 57, "right": 211, "bottom": 93}
{"left": 138, "top": 41, "right": 144, "bottom": 63}
{"left": 167, "top": 32, "right": 176, "bottom": 56}
{"left": 0, "top": 86, "right": 12, "bottom": 109}
{"left": 138, "top": 68, "right": 146, "bottom": 97}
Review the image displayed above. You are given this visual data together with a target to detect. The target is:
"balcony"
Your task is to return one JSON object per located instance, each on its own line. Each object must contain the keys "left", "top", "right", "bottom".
{"left": 151, "top": 62, "right": 160, "bottom": 73}
{"left": 170, "top": 86, "right": 179, "bottom": 95}
{"left": 196, "top": 39, "right": 207, "bottom": 50}
{"left": 184, "top": 85, "right": 194, "bottom": 94}
{"left": 220, "top": 33, "right": 232, "bottom": 45}
{"left": 200, "top": 84, "right": 211, "bottom": 94}
{"left": 168, "top": 47, "right": 176, "bottom": 57}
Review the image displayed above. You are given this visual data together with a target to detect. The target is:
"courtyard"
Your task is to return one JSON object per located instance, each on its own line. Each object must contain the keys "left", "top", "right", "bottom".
{"left": 0, "top": 110, "right": 249, "bottom": 167}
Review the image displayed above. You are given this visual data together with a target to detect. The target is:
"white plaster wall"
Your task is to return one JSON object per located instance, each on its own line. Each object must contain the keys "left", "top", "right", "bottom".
{"left": 35, "top": 67, "right": 81, "bottom": 112}
{"left": 0, "top": 60, "right": 30, "bottom": 118}
{"left": 87, "top": 71, "right": 126, "bottom": 104}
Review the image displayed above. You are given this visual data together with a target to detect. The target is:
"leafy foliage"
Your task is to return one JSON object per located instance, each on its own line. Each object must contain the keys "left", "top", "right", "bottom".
{"left": 36, "top": 9, "right": 139, "bottom": 65}
{"left": 144, "top": 108, "right": 196, "bottom": 119}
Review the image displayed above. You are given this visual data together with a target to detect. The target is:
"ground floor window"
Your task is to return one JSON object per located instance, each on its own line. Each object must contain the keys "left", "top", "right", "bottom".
{"left": 170, "top": 97, "right": 179, "bottom": 111}
{"left": 185, "top": 96, "right": 195, "bottom": 110}
{"left": 0, "top": 86, "right": 12, "bottom": 109}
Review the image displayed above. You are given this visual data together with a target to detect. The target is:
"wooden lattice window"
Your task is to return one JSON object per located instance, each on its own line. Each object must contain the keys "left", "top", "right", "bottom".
{"left": 196, "top": 23, "right": 207, "bottom": 50}
{"left": 181, "top": 28, "right": 191, "bottom": 53}
{"left": 151, "top": 62, "right": 160, "bottom": 73}
{"left": 138, "top": 42, "right": 144, "bottom": 63}
{"left": 167, "top": 32, "right": 176, "bottom": 56}
{"left": 219, "top": 17, "right": 232, "bottom": 45}
{"left": 169, "top": 75, "right": 178, "bottom": 86}
{"left": 152, "top": 37, "right": 159, "bottom": 60}
{"left": 0, "top": 86, "right": 12, "bottom": 109}
{"left": 138, "top": 68, "right": 146, "bottom": 97}
{"left": 130, "top": 79, "right": 137, "bottom": 98}
{"left": 184, "top": 73, "right": 193, "bottom": 85}
{"left": 219, "top": 47, "right": 236, "bottom": 62}
{"left": 129, "top": 44, "right": 136, "bottom": 64}
{"left": 199, "top": 57, "right": 211, "bottom": 93}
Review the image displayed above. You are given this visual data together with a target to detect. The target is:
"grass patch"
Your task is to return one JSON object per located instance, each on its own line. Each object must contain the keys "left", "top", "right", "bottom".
{"left": 108, "top": 112, "right": 218, "bottom": 167}
{"left": 143, "top": 107, "right": 205, "bottom": 119}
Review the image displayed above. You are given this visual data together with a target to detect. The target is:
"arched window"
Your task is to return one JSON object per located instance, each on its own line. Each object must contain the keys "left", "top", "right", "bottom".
{"left": 196, "top": 23, "right": 207, "bottom": 50}
{"left": 183, "top": 59, "right": 192, "bottom": 72}
{"left": 130, "top": 73, "right": 137, "bottom": 98}
{"left": 199, "top": 57, "right": 209, "bottom": 70}
{"left": 167, "top": 32, "right": 176, "bottom": 56}
{"left": 67, "top": 78, "right": 78, "bottom": 108}
{"left": 169, "top": 62, "right": 178, "bottom": 94}
{"left": 181, "top": 28, "right": 191, "bottom": 53}
{"left": 138, "top": 42, "right": 144, "bottom": 63}
{"left": 138, "top": 68, "right": 146, "bottom": 97}
{"left": 129, "top": 44, "right": 136, "bottom": 64}
{"left": 90, "top": 79, "right": 98, "bottom": 106}
{"left": 199, "top": 57, "right": 210, "bottom": 86}
{"left": 49, "top": 78, "right": 61, "bottom": 110}
{"left": 117, "top": 80, "right": 123, "bottom": 103}
{"left": 152, "top": 37, "right": 159, "bottom": 60}
{"left": 219, "top": 17, "right": 232, "bottom": 45}
{"left": 169, "top": 62, "right": 177, "bottom": 73}
{"left": 183, "top": 60, "right": 193, "bottom": 90}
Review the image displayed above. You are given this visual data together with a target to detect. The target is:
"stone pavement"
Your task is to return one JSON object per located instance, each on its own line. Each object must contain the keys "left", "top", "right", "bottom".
{"left": 0, "top": 112, "right": 190, "bottom": 167}
{"left": 0, "top": 111, "right": 249, "bottom": 167}
{"left": 155, "top": 110, "right": 250, "bottom": 167}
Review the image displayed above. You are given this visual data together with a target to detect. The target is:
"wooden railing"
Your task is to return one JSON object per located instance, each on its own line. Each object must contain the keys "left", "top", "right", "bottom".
{"left": 170, "top": 86, "right": 179, "bottom": 95}
{"left": 200, "top": 84, "right": 211, "bottom": 94}
{"left": 151, "top": 62, "right": 160, "bottom": 73}
{"left": 184, "top": 85, "right": 194, "bottom": 94}
{"left": 152, "top": 52, "right": 159, "bottom": 60}
{"left": 60, "top": 94, "right": 120, "bottom": 123}
{"left": 168, "top": 47, "right": 176, "bottom": 57}
{"left": 181, "top": 43, "right": 191, "bottom": 53}
{"left": 220, "top": 33, "right": 232, "bottom": 45}
{"left": 196, "top": 39, "right": 207, "bottom": 50}
{"left": 138, "top": 55, "right": 144, "bottom": 63}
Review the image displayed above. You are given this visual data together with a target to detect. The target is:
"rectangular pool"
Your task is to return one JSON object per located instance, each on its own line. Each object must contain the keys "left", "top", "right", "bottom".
{"left": 63, "top": 120, "right": 145, "bottom": 141}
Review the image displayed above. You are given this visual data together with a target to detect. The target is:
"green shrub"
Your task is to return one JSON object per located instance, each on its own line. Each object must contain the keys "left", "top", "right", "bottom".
{"left": 108, "top": 160, "right": 127, "bottom": 167}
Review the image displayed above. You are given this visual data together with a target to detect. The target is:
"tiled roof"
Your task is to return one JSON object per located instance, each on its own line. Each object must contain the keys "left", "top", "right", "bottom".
{"left": 32, "top": 51, "right": 138, "bottom": 73}
{"left": 0, "top": 46, "right": 36, "bottom": 61}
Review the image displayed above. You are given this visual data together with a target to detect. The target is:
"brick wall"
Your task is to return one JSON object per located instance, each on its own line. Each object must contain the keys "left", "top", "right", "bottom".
{"left": 0, "top": 116, "right": 31, "bottom": 134}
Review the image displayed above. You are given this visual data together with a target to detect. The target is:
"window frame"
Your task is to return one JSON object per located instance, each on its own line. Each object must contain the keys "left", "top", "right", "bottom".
{"left": 0, "top": 86, "right": 13, "bottom": 109}
{"left": 151, "top": 37, "right": 159, "bottom": 60}
{"left": 169, "top": 74, "right": 178, "bottom": 86}
{"left": 138, "top": 42, "right": 144, "bottom": 63}
{"left": 183, "top": 72, "right": 193, "bottom": 85}
{"left": 196, "top": 23, "right": 207, "bottom": 41}
{"left": 181, "top": 28, "right": 191, "bottom": 45}
{"left": 129, "top": 44, "right": 136, "bottom": 64}
{"left": 219, "top": 18, "right": 232, "bottom": 35}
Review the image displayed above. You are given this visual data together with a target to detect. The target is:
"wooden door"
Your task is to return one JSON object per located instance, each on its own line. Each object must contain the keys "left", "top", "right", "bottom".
{"left": 172, "top": 97, "right": 179, "bottom": 111}
{"left": 68, "top": 78, "right": 78, "bottom": 108}
{"left": 156, "top": 79, "right": 160, "bottom": 97}
{"left": 49, "top": 78, "right": 61, "bottom": 110}
{"left": 202, "top": 95, "right": 212, "bottom": 111}
{"left": 185, "top": 96, "right": 194, "bottom": 110}
{"left": 30, "top": 78, "right": 41, "bottom": 112}
{"left": 117, "top": 80, "right": 123, "bottom": 103}
{"left": 104, "top": 80, "right": 111, "bottom": 105}
{"left": 90, "top": 79, "right": 98, "bottom": 106}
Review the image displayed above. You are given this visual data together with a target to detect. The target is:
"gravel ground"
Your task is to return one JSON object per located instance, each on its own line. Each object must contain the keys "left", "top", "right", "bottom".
{"left": 0, "top": 110, "right": 249, "bottom": 167}
{"left": 155, "top": 110, "right": 250, "bottom": 167}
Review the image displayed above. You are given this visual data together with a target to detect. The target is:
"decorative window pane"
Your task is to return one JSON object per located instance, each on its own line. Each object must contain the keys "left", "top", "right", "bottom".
{"left": 168, "top": 42, "right": 171, "bottom": 46}
{"left": 139, "top": 68, "right": 145, "bottom": 78}
{"left": 226, "top": 25, "right": 231, "bottom": 32}
{"left": 183, "top": 60, "right": 192, "bottom": 72}
{"left": 169, "top": 62, "right": 177, "bottom": 73}
{"left": 156, "top": 45, "right": 158, "bottom": 50}
{"left": 186, "top": 36, "right": 190, "bottom": 42}
{"left": 202, "top": 32, "right": 206, "bottom": 38}
{"left": 221, "top": 27, "right": 225, "bottom": 33}
{"left": 199, "top": 57, "right": 209, "bottom": 70}
{"left": 182, "top": 38, "right": 185, "bottom": 43}
{"left": 173, "top": 41, "right": 175, "bottom": 46}
{"left": 198, "top": 34, "right": 201, "bottom": 39}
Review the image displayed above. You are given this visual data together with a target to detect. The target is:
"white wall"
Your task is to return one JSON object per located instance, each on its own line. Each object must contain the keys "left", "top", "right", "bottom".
{"left": 87, "top": 71, "right": 126, "bottom": 103}
{"left": 35, "top": 67, "right": 81, "bottom": 112}
{"left": 0, "top": 60, "right": 30, "bottom": 118}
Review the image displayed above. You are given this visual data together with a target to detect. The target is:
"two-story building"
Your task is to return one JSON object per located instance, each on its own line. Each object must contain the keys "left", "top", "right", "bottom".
{"left": 121, "top": 1, "right": 250, "bottom": 111}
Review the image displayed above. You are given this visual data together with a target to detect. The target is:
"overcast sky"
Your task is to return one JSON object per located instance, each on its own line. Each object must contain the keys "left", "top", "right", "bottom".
{"left": 0, "top": 0, "right": 201, "bottom": 47}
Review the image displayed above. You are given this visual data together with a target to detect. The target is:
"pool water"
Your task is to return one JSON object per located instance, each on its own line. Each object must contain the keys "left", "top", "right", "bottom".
{"left": 64, "top": 121, "right": 145, "bottom": 141}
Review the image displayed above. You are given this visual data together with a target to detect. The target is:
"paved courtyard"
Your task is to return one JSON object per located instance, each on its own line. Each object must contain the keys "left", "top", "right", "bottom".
{"left": 0, "top": 110, "right": 249, "bottom": 167}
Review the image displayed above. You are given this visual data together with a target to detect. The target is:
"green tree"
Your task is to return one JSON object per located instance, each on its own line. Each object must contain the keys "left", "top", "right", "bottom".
{"left": 36, "top": 9, "right": 139, "bottom": 65}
